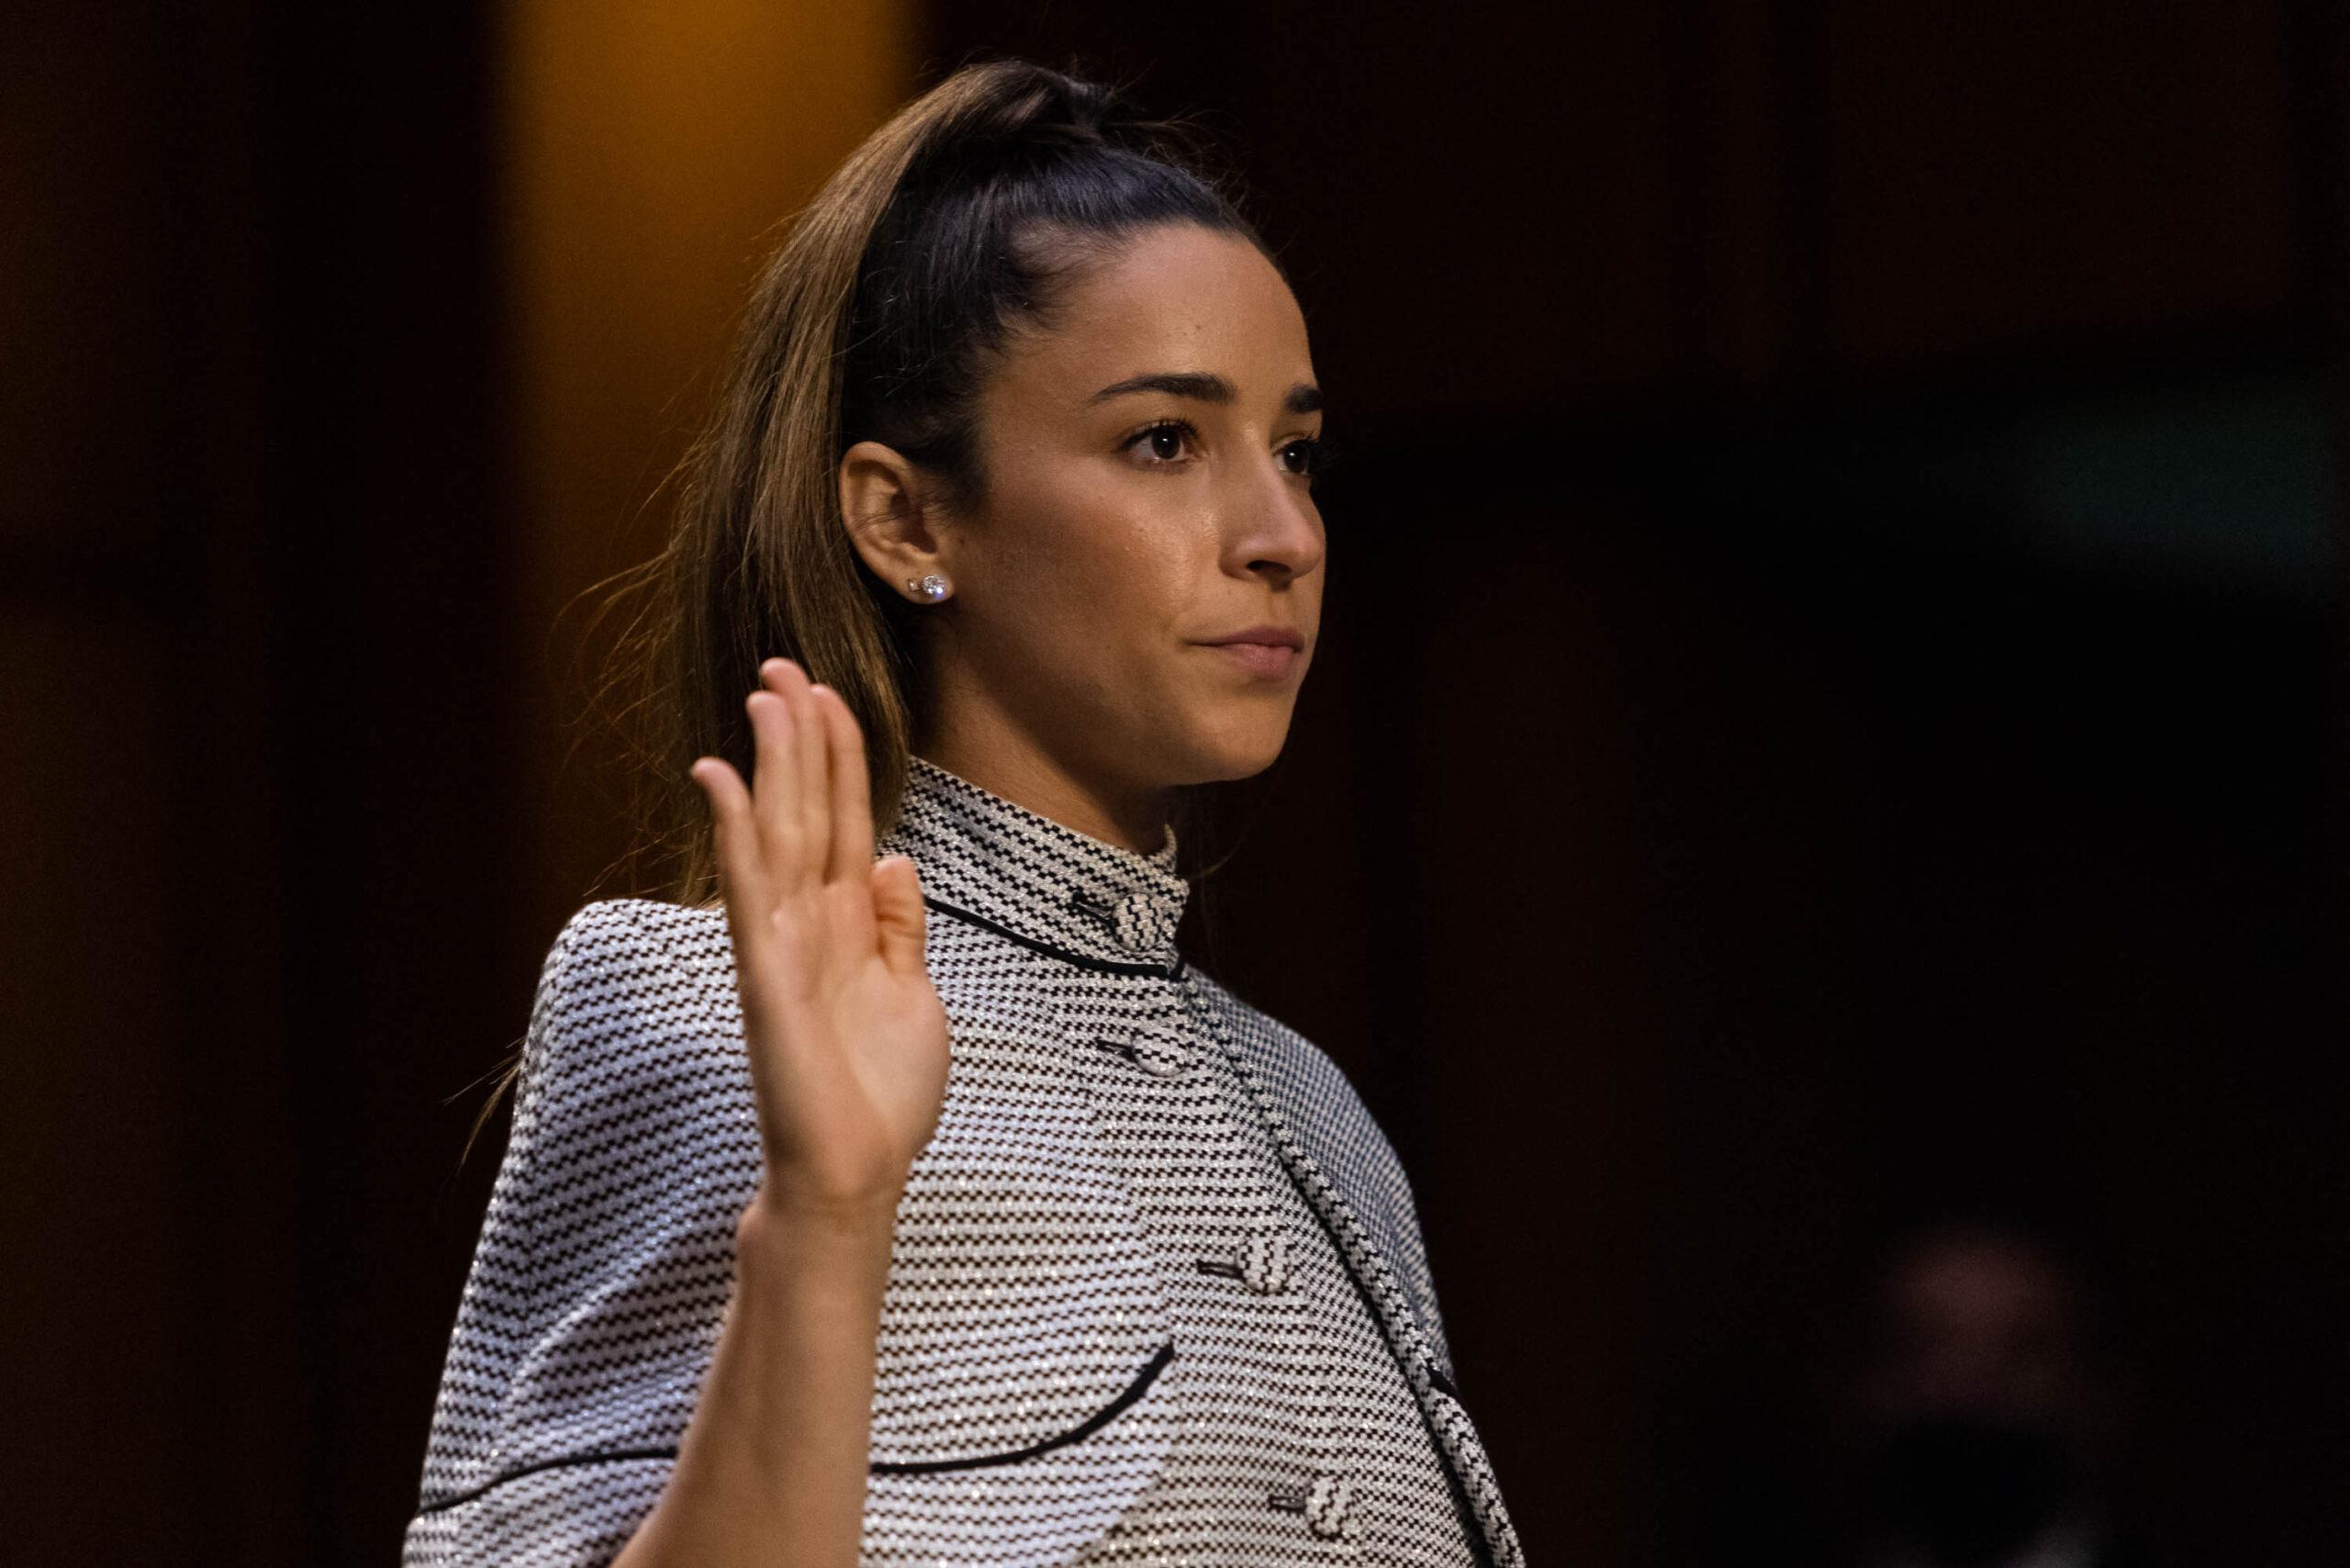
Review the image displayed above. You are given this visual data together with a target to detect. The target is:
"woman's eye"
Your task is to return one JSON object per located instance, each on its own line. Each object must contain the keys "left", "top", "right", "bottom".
{"left": 1281, "top": 437, "right": 1333, "bottom": 479}
{"left": 1126, "top": 420, "right": 1196, "bottom": 464}
{"left": 1123, "top": 421, "right": 1334, "bottom": 478}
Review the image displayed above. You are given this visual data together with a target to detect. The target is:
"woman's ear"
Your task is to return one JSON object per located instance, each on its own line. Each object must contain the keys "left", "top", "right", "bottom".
{"left": 839, "top": 440, "right": 948, "bottom": 596}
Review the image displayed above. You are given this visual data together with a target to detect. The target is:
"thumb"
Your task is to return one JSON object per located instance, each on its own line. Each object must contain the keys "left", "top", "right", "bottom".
{"left": 869, "top": 854, "right": 928, "bottom": 976}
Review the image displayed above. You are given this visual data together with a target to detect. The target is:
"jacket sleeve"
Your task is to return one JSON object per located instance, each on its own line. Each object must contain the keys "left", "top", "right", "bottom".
{"left": 402, "top": 899, "right": 762, "bottom": 1568}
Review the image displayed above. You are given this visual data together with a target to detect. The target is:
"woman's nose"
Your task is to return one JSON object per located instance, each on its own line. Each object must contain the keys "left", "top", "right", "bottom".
{"left": 1227, "top": 459, "right": 1323, "bottom": 580}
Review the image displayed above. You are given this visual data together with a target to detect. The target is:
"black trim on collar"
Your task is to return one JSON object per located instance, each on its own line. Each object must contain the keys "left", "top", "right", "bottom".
{"left": 923, "top": 895, "right": 1186, "bottom": 980}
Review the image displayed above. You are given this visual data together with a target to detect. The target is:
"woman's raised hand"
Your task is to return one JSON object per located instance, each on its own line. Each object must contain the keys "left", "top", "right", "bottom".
{"left": 689, "top": 658, "right": 949, "bottom": 1223}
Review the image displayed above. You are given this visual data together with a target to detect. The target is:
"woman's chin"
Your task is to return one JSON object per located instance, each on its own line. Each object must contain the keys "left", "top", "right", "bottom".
{"left": 1175, "top": 722, "right": 1293, "bottom": 784}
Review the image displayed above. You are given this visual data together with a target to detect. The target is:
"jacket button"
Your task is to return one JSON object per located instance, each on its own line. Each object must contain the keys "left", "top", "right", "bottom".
{"left": 1239, "top": 1228, "right": 1291, "bottom": 1295}
{"left": 1130, "top": 1035, "right": 1187, "bottom": 1076}
{"left": 1090, "top": 1034, "right": 1188, "bottom": 1078}
{"left": 1110, "top": 890, "right": 1172, "bottom": 954}
{"left": 1305, "top": 1470, "right": 1355, "bottom": 1540}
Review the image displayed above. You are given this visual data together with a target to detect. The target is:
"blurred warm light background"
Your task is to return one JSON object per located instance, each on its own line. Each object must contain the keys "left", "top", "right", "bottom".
{"left": 501, "top": 0, "right": 917, "bottom": 902}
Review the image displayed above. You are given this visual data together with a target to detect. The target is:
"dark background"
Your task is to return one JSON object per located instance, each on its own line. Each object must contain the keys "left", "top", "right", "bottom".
{"left": 6, "top": 1, "right": 2343, "bottom": 1562}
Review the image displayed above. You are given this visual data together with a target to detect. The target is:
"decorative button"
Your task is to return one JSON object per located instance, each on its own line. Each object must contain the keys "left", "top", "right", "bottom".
{"left": 1110, "top": 890, "right": 1168, "bottom": 954}
{"left": 1270, "top": 1472, "right": 1354, "bottom": 1539}
{"left": 1306, "top": 1471, "right": 1355, "bottom": 1540}
{"left": 1195, "top": 1227, "right": 1289, "bottom": 1293}
{"left": 1239, "top": 1228, "right": 1291, "bottom": 1295}
{"left": 1091, "top": 1034, "right": 1188, "bottom": 1078}
{"left": 1069, "top": 886, "right": 1178, "bottom": 956}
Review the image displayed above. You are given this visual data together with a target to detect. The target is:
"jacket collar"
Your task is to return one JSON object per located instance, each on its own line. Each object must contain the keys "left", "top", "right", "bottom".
{"left": 876, "top": 755, "right": 1190, "bottom": 975}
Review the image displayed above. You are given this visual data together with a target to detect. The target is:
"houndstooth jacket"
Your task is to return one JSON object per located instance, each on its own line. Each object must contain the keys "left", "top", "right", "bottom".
{"left": 402, "top": 756, "right": 1522, "bottom": 1567}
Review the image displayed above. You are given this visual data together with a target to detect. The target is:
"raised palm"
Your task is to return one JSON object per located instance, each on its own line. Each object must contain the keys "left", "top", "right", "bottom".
{"left": 690, "top": 657, "right": 949, "bottom": 1217}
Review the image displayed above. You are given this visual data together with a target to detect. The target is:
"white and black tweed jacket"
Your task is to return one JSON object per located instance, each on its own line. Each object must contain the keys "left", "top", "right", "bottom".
{"left": 403, "top": 756, "right": 1523, "bottom": 1567}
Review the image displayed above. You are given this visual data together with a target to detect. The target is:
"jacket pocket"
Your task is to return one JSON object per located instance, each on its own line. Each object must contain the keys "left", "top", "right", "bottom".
{"left": 861, "top": 1341, "right": 1179, "bottom": 1566}
{"left": 869, "top": 1339, "right": 1173, "bottom": 1475}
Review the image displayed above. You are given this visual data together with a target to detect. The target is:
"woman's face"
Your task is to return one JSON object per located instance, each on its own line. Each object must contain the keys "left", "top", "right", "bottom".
{"left": 857, "top": 222, "right": 1326, "bottom": 809}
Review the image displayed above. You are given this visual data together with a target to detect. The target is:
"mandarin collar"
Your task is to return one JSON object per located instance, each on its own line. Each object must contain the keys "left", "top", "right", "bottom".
{"left": 875, "top": 754, "right": 1190, "bottom": 973}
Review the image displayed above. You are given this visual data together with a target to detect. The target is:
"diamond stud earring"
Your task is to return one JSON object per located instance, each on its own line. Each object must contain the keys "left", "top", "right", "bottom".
{"left": 905, "top": 573, "right": 950, "bottom": 602}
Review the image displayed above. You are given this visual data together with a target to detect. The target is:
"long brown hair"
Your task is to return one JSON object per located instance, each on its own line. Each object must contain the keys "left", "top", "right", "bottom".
{"left": 466, "top": 58, "right": 1277, "bottom": 1156}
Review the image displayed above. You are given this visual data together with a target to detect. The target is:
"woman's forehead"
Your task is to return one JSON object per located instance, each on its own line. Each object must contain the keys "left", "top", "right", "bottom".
{"left": 1001, "top": 227, "right": 1312, "bottom": 404}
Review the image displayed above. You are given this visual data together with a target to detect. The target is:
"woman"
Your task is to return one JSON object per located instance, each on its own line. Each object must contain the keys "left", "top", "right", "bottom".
{"left": 403, "top": 59, "right": 1521, "bottom": 1568}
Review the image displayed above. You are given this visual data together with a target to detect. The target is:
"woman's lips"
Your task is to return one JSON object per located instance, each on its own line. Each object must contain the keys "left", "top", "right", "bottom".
{"left": 1202, "top": 641, "right": 1300, "bottom": 678}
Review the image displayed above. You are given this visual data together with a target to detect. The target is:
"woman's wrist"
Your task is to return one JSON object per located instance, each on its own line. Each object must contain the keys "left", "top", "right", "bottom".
{"left": 736, "top": 1182, "right": 902, "bottom": 1272}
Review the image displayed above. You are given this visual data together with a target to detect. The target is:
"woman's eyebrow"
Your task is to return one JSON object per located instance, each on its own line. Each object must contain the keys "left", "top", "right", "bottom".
{"left": 1090, "top": 371, "right": 1324, "bottom": 416}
